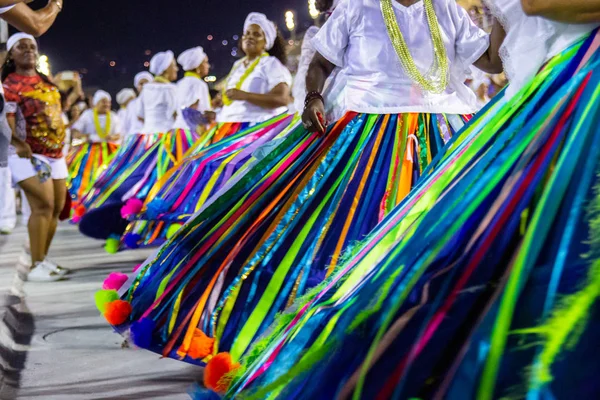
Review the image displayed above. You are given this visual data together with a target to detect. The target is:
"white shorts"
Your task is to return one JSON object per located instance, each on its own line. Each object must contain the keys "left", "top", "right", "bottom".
{"left": 8, "top": 154, "right": 68, "bottom": 186}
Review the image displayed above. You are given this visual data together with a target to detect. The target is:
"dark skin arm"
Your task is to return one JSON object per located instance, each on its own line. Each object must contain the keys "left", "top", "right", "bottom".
{"left": 225, "top": 82, "right": 291, "bottom": 110}
{"left": 521, "top": 0, "right": 600, "bottom": 23}
{"left": 302, "top": 52, "right": 336, "bottom": 134}
{"left": 473, "top": 19, "right": 506, "bottom": 74}
{"left": 2, "top": 1, "right": 61, "bottom": 37}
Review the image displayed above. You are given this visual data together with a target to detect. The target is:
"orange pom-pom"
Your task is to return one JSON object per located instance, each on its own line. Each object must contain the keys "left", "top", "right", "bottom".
{"left": 179, "top": 329, "right": 214, "bottom": 360}
{"left": 103, "top": 300, "right": 132, "bottom": 325}
{"left": 203, "top": 352, "right": 240, "bottom": 393}
{"left": 74, "top": 205, "right": 86, "bottom": 217}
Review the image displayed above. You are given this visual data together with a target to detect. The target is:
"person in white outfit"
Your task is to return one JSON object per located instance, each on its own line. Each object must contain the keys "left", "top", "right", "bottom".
{"left": 126, "top": 72, "right": 152, "bottom": 135}
{"left": 115, "top": 88, "right": 136, "bottom": 140}
{"left": 71, "top": 91, "right": 121, "bottom": 143}
{"left": 137, "top": 52, "right": 178, "bottom": 133}
{"left": 173, "top": 46, "right": 215, "bottom": 131}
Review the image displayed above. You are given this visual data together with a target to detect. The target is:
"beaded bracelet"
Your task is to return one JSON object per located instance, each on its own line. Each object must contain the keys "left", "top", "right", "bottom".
{"left": 304, "top": 91, "right": 324, "bottom": 109}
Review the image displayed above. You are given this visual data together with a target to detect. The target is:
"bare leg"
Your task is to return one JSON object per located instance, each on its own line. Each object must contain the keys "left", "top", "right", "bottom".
{"left": 45, "top": 179, "right": 66, "bottom": 256}
{"left": 18, "top": 177, "right": 53, "bottom": 267}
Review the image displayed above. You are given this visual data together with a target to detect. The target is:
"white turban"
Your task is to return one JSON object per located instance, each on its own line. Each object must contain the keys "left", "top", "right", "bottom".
{"left": 93, "top": 90, "right": 112, "bottom": 106}
{"left": 116, "top": 88, "right": 136, "bottom": 105}
{"left": 244, "top": 12, "right": 277, "bottom": 51}
{"left": 134, "top": 71, "right": 153, "bottom": 88}
{"left": 7, "top": 32, "right": 36, "bottom": 53}
{"left": 177, "top": 47, "right": 207, "bottom": 72}
{"left": 149, "top": 50, "right": 175, "bottom": 76}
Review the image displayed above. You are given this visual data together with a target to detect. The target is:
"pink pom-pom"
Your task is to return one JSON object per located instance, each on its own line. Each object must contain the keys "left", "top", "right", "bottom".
{"left": 71, "top": 214, "right": 82, "bottom": 224}
{"left": 120, "top": 198, "right": 144, "bottom": 219}
{"left": 132, "top": 264, "right": 142, "bottom": 273}
{"left": 102, "top": 272, "right": 129, "bottom": 291}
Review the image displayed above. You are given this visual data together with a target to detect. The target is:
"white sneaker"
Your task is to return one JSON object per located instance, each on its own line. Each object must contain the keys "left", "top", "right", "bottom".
{"left": 44, "top": 258, "right": 71, "bottom": 276}
{"left": 27, "top": 261, "right": 63, "bottom": 282}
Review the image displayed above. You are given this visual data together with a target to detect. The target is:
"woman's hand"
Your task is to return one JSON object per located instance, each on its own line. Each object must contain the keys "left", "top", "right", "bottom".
{"left": 14, "top": 140, "right": 32, "bottom": 158}
{"left": 302, "top": 98, "right": 326, "bottom": 134}
{"left": 225, "top": 89, "right": 248, "bottom": 102}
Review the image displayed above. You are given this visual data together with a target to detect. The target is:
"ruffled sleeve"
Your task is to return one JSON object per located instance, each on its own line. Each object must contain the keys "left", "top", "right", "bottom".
{"left": 264, "top": 57, "right": 293, "bottom": 91}
{"left": 482, "top": 0, "right": 557, "bottom": 97}
{"left": 449, "top": 0, "right": 490, "bottom": 67}
{"left": 311, "top": 0, "right": 351, "bottom": 67}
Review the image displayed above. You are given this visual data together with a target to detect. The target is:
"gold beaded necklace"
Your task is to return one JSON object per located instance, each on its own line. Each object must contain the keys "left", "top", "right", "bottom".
{"left": 93, "top": 108, "right": 111, "bottom": 140}
{"left": 380, "top": 0, "right": 449, "bottom": 93}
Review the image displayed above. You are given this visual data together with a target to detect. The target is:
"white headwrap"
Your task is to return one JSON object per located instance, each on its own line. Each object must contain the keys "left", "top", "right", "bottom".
{"left": 244, "top": 12, "right": 277, "bottom": 51}
{"left": 116, "top": 88, "right": 136, "bottom": 106}
{"left": 7, "top": 32, "right": 36, "bottom": 53}
{"left": 149, "top": 50, "right": 175, "bottom": 76}
{"left": 177, "top": 47, "right": 207, "bottom": 72}
{"left": 134, "top": 71, "right": 153, "bottom": 88}
{"left": 93, "top": 90, "right": 112, "bottom": 107}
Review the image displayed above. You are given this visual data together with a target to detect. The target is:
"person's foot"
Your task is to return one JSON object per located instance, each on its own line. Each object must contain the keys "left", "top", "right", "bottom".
{"left": 44, "top": 258, "right": 71, "bottom": 276}
{"left": 19, "top": 249, "right": 70, "bottom": 276}
{"left": 27, "top": 261, "right": 63, "bottom": 282}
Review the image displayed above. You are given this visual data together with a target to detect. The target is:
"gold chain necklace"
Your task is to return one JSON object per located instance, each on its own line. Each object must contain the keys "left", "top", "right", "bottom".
{"left": 381, "top": 0, "right": 449, "bottom": 93}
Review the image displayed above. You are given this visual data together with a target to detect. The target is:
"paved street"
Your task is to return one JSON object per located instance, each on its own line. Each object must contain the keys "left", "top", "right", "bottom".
{"left": 0, "top": 221, "right": 201, "bottom": 400}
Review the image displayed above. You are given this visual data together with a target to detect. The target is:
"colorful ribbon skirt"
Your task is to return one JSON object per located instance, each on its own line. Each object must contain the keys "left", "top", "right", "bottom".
{"left": 120, "top": 114, "right": 298, "bottom": 249}
{"left": 95, "top": 108, "right": 470, "bottom": 368}
{"left": 67, "top": 141, "right": 118, "bottom": 210}
{"left": 78, "top": 129, "right": 199, "bottom": 241}
{"left": 216, "top": 31, "right": 600, "bottom": 400}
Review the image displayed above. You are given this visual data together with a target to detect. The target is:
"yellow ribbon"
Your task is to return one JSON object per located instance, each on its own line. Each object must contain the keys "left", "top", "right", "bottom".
{"left": 222, "top": 53, "right": 268, "bottom": 106}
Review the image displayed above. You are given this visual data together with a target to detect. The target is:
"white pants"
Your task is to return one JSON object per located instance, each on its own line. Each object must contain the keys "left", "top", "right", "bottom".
{"left": 0, "top": 166, "right": 16, "bottom": 230}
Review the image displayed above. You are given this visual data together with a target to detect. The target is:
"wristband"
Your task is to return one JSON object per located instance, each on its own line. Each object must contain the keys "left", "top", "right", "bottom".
{"left": 304, "top": 91, "right": 324, "bottom": 109}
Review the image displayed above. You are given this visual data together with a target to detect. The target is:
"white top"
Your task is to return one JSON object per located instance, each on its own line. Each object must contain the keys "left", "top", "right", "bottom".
{"left": 71, "top": 109, "right": 120, "bottom": 143}
{"left": 173, "top": 75, "right": 212, "bottom": 130}
{"left": 0, "top": 5, "right": 14, "bottom": 14}
{"left": 312, "top": 0, "right": 490, "bottom": 115}
{"left": 292, "top": 26, "right": 320, "bottom": 113}
{"left": 484, "top": 0, "right": 598, "bottom": 98}
{"left": 217, "top": 55, "right": 293, "bottom": 123}
{"left": 61, "top": 112, "right": 71, "bottom": 155}
{"left": 117, "top": 107, "right": 129, "bottom": 135}
{"left": 292, "top": 25, "right": 348, "bottom": 122}
{"left": 125, "top": 97, "right": 144, "bottom": 135}
{"left": 137, "top": 82, "right": 177, "bottom": 133}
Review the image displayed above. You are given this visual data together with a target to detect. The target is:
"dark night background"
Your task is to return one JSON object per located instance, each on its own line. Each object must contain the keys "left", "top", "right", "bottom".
{"left": 22, "top": 0, "right": 314, "bottom": 96}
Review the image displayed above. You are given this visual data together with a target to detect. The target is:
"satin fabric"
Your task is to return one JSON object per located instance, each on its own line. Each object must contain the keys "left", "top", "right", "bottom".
{"left": 66, "top": 141, "right": 118, "bottom": 209}
{"left": 121, "top": 114, "right": 299, "bottom": 249}
{"left": 77, "top": 129, "right": 199, "bottom": 240}
{"left": 221, "top": 31, "right": 600, "bottom": 400}
{"left": 107, "top": 108, "right": 468, "bottom": 368}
